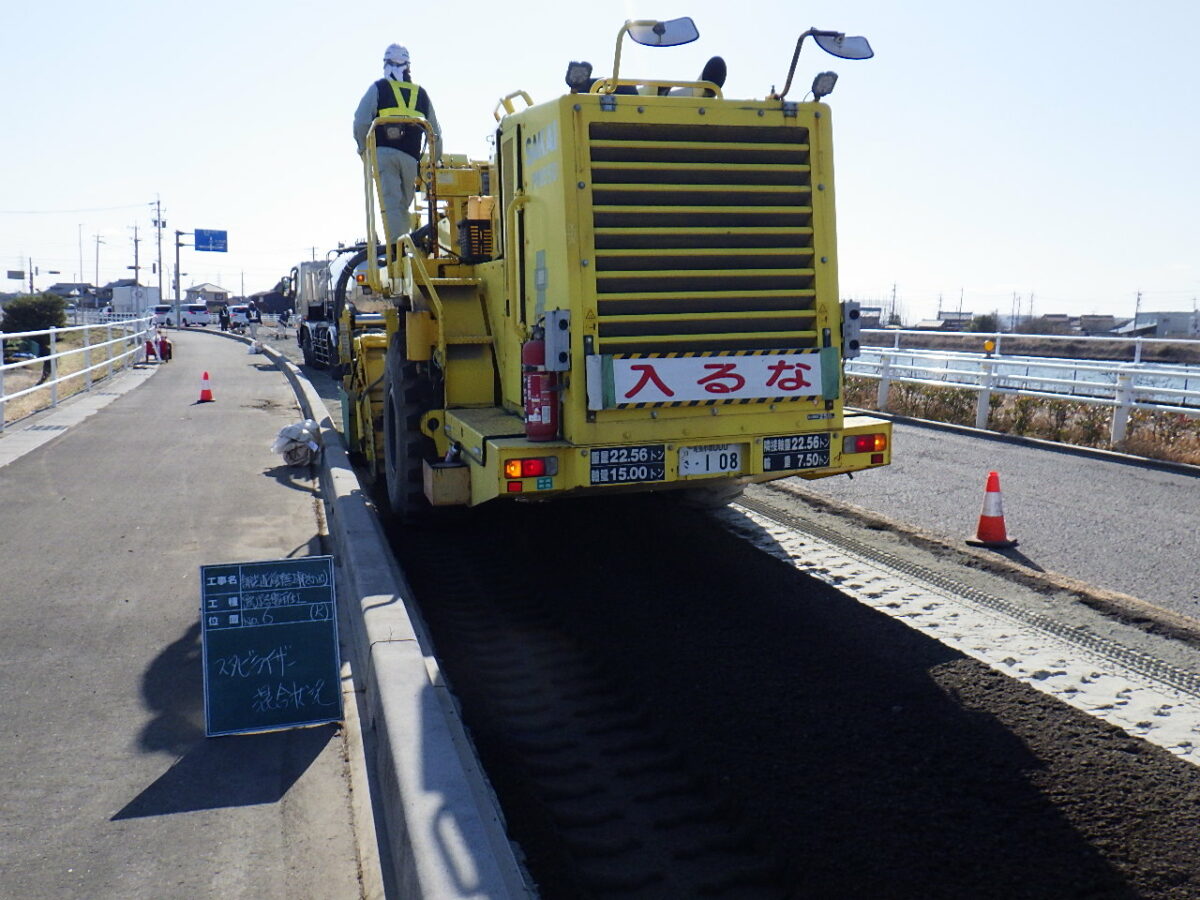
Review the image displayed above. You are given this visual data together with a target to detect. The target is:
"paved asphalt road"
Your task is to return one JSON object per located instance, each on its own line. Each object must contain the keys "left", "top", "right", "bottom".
{"left": 797, "top": 420, "right": 1200, "bottom": 618}
{"left": 0, "top": 331, "right": 364, "bottom": 898}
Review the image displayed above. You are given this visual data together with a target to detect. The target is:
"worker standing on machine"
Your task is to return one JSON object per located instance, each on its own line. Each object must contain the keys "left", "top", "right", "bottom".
{"left": 353, "top": 44, "right": 442, "bottom": 246}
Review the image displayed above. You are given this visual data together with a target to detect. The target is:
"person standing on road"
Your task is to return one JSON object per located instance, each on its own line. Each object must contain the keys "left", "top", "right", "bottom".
{"left": 352, "top": 44, "right": 442, "bottom": 246}
{"left": 248, "top": 302, "right": 262, "bottom": 341}
{"left": 218, "top": 305, "right": 230, "bottom": 332}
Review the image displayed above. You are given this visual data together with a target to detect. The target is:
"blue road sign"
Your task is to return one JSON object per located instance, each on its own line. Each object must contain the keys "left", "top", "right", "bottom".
{"left": 195, "top": 229, "right": 228, "bottom": 252}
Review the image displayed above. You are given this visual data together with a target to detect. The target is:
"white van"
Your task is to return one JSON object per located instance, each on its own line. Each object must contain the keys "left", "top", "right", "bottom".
{"left": 145, "top": 304, "right": 173, "bottom": 326}
{"left": 181, "top": 303, "right": 211, "bottom": 326}
{"left": 227, "top": 304, "right": 250, "bottom": 328}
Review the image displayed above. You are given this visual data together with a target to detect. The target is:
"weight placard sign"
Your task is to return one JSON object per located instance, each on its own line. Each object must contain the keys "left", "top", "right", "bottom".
{"left": 200, "top": 556, "right": 341, "bottom": 737}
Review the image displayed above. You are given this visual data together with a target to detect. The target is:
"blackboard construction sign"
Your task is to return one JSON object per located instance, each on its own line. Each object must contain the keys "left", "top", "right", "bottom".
{"left": 200, "top": 556, "right": 342, "bottom": 737}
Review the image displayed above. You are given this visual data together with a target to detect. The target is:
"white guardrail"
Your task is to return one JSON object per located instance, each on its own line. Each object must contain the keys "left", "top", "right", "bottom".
{"left": 1, "top": 316, "right": 153, "bottom": 434}
{"left": 850, "top": 329, "right": 1200, "bottom": 444}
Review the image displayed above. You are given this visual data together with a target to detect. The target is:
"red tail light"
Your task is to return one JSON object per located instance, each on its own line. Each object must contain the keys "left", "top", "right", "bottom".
{"left": 843, "top": 433, "right": 888, "bottom": 454}
{"left": 503, "top": 457, "right": 559, "bottom": 479}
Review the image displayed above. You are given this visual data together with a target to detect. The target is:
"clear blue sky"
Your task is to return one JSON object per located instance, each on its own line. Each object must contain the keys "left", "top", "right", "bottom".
{"left": 2, "top": 0, "right": 1197, "bottom": 324}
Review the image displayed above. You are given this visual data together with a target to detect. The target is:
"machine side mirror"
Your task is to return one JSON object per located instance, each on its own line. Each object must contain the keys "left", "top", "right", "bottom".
{"left": 774, "top": 28, "right": 874, "bottom": 100}
{"left": 627, "top": 17, "right": 699, "bottom": 47}
{"left": 813, "top": 33, "right": 873, "bottom": 60}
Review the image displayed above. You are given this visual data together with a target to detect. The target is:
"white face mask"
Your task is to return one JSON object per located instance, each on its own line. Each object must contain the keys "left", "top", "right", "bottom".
{"left": 384, "top": 62, "right": 409, "bottom": 81}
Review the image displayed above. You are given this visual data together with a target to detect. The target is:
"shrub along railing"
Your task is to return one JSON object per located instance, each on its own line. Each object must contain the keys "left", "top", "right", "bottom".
{"left": 844, "top": 332, "right": 1200, "bottom": 465}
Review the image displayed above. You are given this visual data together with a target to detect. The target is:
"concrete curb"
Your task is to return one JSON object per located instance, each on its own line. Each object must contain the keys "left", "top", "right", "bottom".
{"left": 262, "top": 341, "right": 531, "bottom": 899}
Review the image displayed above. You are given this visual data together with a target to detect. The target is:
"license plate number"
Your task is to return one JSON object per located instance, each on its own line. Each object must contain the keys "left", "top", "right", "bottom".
{"left": 762, "top": 433, "right": 831, "bottom": 471}
{"left": 590, "top": 445, "right": 666, "bottom": 485}
{"left": 679, "top": 444, "right": 745, "bottom": 477}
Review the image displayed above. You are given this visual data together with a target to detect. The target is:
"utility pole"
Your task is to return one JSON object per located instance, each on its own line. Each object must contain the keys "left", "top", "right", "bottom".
{"left": 129, "top": 224, "right": 143, "bottom": 285}
{"left": 28, "top": 257, "right": 34, "bottom": 294}
{"left": 78, "top": 224, "right": 84, "bottom": 288}
{"left": 94, "top": 235, "right": 105, "bottom": 295}
{"left": 174, "top": 229, "right": 192, "bottom": 309}
{"left": 151, "top": 196, "right": 165, "bottom": 300}
{"left": 1134, "top": 290, "right": 1142, "bottom": 324}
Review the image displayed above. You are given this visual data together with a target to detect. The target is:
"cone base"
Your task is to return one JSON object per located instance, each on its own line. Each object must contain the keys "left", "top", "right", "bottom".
{"left": 966, "top": 536, "right": 1018, "bottom": 549}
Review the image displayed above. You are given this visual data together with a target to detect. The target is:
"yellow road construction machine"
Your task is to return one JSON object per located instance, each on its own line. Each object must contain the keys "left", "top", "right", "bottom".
{"left": 336, "top": 18, "right": 892, "bottom": 521}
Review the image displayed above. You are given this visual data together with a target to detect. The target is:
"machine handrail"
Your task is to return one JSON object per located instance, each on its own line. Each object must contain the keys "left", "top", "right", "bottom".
{"left": 362, "top": 114, "right": 441, "bottom": 297}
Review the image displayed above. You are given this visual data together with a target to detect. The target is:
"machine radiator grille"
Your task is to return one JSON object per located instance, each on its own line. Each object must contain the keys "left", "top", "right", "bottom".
{"left": 588, "top": 121, "right": 818, "bottom": 355}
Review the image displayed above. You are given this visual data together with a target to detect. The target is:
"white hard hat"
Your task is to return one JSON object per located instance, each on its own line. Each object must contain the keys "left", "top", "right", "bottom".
{"left": 384, "top": 44, "right": 410, "bottom": 66}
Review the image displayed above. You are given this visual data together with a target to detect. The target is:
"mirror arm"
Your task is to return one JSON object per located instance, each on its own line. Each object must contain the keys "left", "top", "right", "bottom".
{"left": 775, "top": 29, "right": 815, "bottom": 100}
{"left": 606, "top": 21, "right": 636, "bottom": 94}
{"left": 776, "top": 28, "right": 845, "bottom": 100}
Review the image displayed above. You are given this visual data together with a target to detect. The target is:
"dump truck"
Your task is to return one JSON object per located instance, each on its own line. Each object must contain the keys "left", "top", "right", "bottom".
{"left": 336, "top": 18, "right": 892, "bottom": 521}
{"left": 284, "top": 259, "right": 338, "bottom": 369}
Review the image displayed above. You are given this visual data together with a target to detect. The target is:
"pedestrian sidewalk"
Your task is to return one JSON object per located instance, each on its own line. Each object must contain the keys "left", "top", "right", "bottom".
{"left": 0, "top": 329, "right": 373, "bottom": 897}
{"left": 0, "top": 359, "right": 158, "bottom": 469}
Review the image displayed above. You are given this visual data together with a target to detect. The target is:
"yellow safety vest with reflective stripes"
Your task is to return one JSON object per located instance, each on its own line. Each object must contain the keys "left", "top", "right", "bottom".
{"left": 375, "top": 79, "right": 428, "bottom": 157}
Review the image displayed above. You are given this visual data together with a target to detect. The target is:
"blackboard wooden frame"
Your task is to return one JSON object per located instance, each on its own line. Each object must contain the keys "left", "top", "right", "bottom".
{"left": 200, "top": 556, "right": 342, "bottom": 737}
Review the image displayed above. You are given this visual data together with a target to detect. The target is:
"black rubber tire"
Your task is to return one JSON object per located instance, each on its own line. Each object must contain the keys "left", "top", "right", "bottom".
{"left": 300, "top": 329, "right": 321, "bottom": 369}
{"left": 383, "top": 332, "right": 436, "bottom": 522}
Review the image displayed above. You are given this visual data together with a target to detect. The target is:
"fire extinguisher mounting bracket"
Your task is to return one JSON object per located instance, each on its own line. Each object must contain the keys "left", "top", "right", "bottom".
{"left": 544, "top": 309, "right": 571, "bottom": 372}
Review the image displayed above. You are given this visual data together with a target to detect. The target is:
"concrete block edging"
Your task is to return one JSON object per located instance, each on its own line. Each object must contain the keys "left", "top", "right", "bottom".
{"left": 263, "top": 342, "right": 530, "bottom": 899}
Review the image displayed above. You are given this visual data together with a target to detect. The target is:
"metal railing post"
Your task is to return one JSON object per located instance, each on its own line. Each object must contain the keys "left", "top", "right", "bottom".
{"left": 975, "top": 358, "right": 994, "bottom": 430}
{"left": 877, "top": 353, "right": 892, "bottom": 410}
{"left": 106, "top": 324, "right": 114, "bottom": 378}
{"left": 49, "top": 328, "right": 59, "bottom": 408}
{"left": 1134, "top": 338, "right": 1143, "bottom": 364}
{"left": 84, "top": 324, "right": 93, "bottom": 390}
{"left": 1110, "top": 371, "right": 1134, "bottom": 444}
{"left": 0, "top": 362, "right": 6, "bottom": 434}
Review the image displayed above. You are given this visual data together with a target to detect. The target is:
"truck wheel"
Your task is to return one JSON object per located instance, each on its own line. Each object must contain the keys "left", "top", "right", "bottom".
{"left": 300, "top": 330, "right": 318, "bottom": 368}
{"left": 383, "top": 333, "right": 435, "bottom": 521}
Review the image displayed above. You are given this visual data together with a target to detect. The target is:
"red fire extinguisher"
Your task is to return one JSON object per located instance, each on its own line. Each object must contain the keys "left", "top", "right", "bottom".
{"left": 522, "top": 326, "right": 559, "bottom": 441}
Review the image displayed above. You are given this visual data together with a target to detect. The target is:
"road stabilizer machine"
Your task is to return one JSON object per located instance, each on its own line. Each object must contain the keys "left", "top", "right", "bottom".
{"left": 337, "top": 18, "right": 892, "bottom": 521}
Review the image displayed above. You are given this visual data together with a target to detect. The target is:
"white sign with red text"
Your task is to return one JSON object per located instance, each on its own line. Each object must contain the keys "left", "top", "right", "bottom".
{"left": 586, "top": 352, "right": 826, "bottom": 409}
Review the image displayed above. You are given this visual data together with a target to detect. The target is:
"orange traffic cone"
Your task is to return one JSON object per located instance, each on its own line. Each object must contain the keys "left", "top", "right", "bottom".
{"left": 966, "top": 470, "right": 1017, "bottom": 548}
{"left": 198, "top": 370, "right": 214, "bottom": 403}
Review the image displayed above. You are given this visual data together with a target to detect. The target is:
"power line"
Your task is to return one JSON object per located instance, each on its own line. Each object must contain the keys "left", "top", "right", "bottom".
{"left": 0, "top": 203, "right": 149, "bottom": 215}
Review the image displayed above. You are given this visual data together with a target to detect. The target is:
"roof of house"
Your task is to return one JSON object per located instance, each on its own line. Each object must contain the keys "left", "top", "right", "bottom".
{"left": 187, "top": 283, "right": 229, "bottom": 293}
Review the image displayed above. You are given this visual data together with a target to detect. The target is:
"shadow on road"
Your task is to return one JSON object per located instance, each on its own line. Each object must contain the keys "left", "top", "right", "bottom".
{"left": 114, "top": 621, "right": 336, "bottom": 819}
{"left": 112, "top": 725, "right": 336, "bottom": 819}
{"left": 261, "top": 463, "right": 319, "bottom": 494}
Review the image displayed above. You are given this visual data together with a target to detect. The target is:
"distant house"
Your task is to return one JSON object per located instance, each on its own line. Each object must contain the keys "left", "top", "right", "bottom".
{"left": 248, "top": 288, "right": 289, "bottom": 315}
{"left": 858, "top": 306, "right": 883, "bottom": 329}
{"left": 1078, "top": 315, "right": 1117, "bottom": 335}
{"left": 45, "top": 282, "right": 96, "bottom": 306}
{"left": 936, "top": 310, "right": 974, "bottom": 331}
{"left": 185, "top": 283, "right": 231, "bottom": 307}
{"left": 1133, "top": 311, "right": 1200, "bottom": 337}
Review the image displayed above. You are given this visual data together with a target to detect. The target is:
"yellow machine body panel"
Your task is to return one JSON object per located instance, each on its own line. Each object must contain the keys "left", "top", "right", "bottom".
{"left": 347, "top": 74, "right": 891, "bottom": 511}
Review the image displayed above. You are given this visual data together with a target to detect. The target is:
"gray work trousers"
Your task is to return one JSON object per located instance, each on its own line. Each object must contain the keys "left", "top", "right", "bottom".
{"left": 377, "top": 147, "right": 419, "bottom": 244}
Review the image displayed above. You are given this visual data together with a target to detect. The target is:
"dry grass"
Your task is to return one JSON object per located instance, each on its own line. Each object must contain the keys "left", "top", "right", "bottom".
{"left": 2, "top": 328, "right": 142, "bottom": 425}
{"left": 845, "top": 376, "right": 1200, "bottom": 466}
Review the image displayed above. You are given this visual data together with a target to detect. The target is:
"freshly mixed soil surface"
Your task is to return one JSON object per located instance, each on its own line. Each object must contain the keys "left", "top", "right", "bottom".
{"left": 401, "top": 497, "right": 1200, "bottom": 899}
